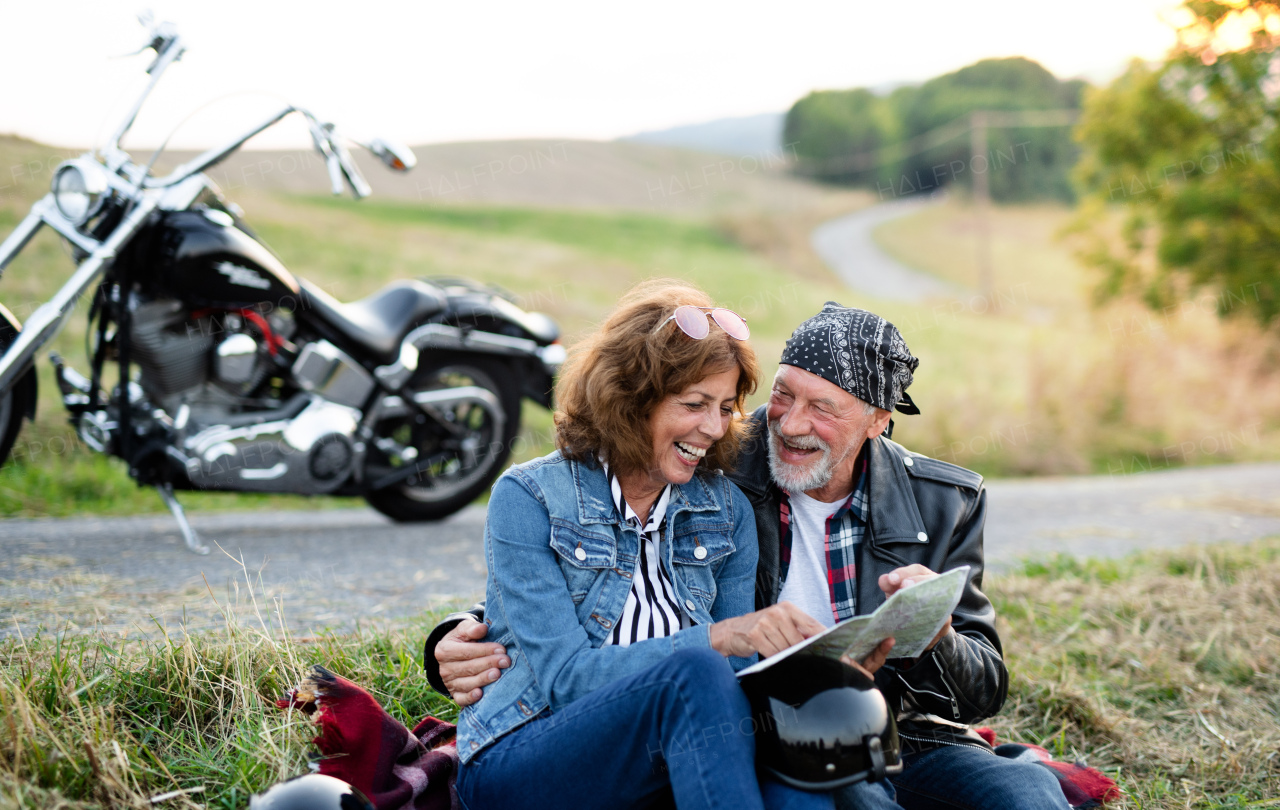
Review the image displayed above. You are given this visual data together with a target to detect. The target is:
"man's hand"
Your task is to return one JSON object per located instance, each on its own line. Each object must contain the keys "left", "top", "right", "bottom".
{"left": 879, "top": 565, "right": 954, "bottom": 651}
{"left": 436, "top": 618, "right": 510, "bottom": 707}
{"left": 844, "top": 637, "right": 895, "bottom": 675}
{"left": 709, "top": 602, "right": 827, "bottom": 659}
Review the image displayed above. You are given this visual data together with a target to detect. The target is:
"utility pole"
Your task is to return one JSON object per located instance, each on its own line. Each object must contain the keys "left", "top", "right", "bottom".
{"left": 970, "top": 110, "right": 995, "bottom": 309}
{"left": 795, "top": 106, "right": 1080, "bottom": 314}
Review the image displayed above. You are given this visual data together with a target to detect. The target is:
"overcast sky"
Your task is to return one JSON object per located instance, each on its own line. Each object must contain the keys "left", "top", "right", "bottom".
{"left": 1, "top": 0, "right": 1180, "bottom": 151}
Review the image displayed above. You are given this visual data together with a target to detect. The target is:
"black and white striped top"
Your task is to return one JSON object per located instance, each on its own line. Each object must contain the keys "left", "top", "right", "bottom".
{"left": 604, "top": 466, "right": 690, "bottom": 646}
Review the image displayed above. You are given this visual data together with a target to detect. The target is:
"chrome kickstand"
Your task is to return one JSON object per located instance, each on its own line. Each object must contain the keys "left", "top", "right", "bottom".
{"left": 156, "top": 483, "right": 210, "bottom": 555}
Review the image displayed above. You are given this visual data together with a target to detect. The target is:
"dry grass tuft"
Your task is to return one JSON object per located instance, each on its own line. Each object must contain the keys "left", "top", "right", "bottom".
{"left": 0, "top": 557, "right": 455, "bottom": 810}
{"left": 987, "top": 539, "right": 1280, "bottom": 807}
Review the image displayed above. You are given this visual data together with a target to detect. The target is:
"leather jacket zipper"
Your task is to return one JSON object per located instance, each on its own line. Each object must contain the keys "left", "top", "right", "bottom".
{"left": 931, "top": 648, "right": 962, "bottom": 720}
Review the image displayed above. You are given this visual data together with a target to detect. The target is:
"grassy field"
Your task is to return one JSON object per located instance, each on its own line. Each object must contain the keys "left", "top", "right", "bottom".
{"left": 2, "top": 538, "right": 1276, "bottom": 808}
{"left": 1, "top": 134, "right": 1278, "bottom": 517}
{"left": 873, "top": 198, "right": 1280, "bottom": 476}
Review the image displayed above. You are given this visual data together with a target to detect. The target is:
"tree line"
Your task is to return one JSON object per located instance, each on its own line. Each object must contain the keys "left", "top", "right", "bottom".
{"left": 784, "top": 57, "right": 1085, "bottom": 202}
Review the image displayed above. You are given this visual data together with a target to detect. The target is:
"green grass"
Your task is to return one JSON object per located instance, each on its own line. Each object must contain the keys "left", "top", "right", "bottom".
{"left": 304, "top": 195, "right": 740, "bottom": 254}
{"left": 0, "top": 604, "right": 457, "bottom": 809}
{"left": 4, "top": 539, "right": 1278, "bottom": 808}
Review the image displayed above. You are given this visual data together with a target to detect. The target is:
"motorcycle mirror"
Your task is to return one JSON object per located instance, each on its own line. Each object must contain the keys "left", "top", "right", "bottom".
{"left": 366, "top": 138, "right": 417, "bottom": 172}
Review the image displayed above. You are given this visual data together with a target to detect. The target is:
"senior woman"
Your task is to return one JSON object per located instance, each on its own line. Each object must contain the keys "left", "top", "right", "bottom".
{"left": 454, "top": 281, "right": 831, "bottom": 810}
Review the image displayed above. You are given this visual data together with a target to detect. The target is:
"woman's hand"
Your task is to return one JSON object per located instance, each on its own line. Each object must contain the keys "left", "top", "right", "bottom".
{"left": 709, "top": 602, "right": 827, "bottom": 658}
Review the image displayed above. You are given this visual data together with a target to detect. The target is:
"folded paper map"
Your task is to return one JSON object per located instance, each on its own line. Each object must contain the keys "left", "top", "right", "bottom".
{"left": 737, "top": 565, "right": 970, "bottom": 677}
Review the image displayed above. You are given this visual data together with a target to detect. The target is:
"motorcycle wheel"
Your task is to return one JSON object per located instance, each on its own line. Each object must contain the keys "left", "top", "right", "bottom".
{"left": 0, "top": 362, "right": 35, "bottom": 470}
{"left": 0, "top": 385, "right": 20, "bottom": 467}
{"left": 363, "top": 356, "right": 521, "bottom": 522}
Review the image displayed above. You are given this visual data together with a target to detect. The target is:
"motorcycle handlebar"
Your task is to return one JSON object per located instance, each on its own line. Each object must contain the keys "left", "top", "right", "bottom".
{"left": 145, "top": 106, "right": 374, "bottom": 199}
{"left": 107, "top": 19, "right": 390, "bottom": 200}
{"left": 330, "top": 135, "right": 372, "bottom": 199}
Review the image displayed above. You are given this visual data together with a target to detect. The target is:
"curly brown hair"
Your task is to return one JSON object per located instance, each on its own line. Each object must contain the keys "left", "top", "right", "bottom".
{"left": 554, "top": 280, "right": 759, "bottom": 479}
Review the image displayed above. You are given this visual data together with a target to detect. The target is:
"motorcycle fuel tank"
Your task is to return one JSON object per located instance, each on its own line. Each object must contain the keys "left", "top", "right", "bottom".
{"left": 149, "top": 208, "right": 301, "bottom": 309}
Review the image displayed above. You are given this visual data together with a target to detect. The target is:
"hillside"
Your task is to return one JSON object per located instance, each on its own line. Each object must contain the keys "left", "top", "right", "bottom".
{"left": 0, "top": 133, "right": 851, "bottom": 214}
{"left": 621, "top": 112, "right": 785, "bottom": 156}
{"left": 164, "top": 137, "right": 836, "bottom": 214}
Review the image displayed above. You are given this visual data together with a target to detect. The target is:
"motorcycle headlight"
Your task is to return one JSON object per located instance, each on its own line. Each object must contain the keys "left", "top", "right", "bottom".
{"left": 51, "top": 160, "right": 110, "bottom": 225}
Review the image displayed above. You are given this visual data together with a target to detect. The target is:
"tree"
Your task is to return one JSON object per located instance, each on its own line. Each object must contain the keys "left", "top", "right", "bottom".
{"left": 784, "top": 88, "right": 892, "bottom": 184}
{"left": 893, "top": 58, "right": 1084, "bottom": 202}
{"left": 784, "top": 58, "right": 1083, "bottom": 201}
{"left": 1074, "top": 1, "right": 1280, "bottom": 324}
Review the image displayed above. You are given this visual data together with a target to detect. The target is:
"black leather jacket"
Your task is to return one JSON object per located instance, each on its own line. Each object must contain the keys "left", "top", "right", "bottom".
{"left": 425, "top": 407, "right": 1007, "bottom": 749}
{"left": 728, "top": 408, "right": 1007, "bottom": 749}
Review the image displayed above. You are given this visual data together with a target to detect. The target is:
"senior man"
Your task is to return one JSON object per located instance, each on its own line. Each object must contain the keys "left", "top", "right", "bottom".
{"left": 424, "top": 304, "right": 1067, "bottom": 810}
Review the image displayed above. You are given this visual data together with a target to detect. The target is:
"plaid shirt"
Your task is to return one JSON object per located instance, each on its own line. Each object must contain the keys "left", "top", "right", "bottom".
{"left": 778, "top": 450, "right": 869, "bottom": 624}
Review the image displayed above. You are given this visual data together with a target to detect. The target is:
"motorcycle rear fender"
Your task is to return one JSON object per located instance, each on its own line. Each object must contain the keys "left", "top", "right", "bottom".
{"left": 436, "top": 316, "right": 558, "bottom": 409}
{"left": 0, "top": 302, "right": 38, "bottom": 419}
{"left": 419, "top": 281, "right": 560, "bottom": 408}
{"left": 386, "top": 320, "right": 558, "bottom": 409}
{"left": 424, "top": 277, "right": 559, "bottom": 345}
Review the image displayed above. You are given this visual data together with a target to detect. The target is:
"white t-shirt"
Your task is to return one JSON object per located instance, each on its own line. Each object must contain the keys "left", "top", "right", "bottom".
{"left": 777, "top": 490, "right": 847, "bottom": 628}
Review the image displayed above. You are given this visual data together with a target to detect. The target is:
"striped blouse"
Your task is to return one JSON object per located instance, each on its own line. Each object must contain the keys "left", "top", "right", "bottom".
{"left": 604, "top": 466, "right": 690, "bottom": 646}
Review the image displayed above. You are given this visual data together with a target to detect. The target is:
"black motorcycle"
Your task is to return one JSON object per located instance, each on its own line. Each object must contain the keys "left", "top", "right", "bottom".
{"left": 0, "top": 18, "right": 563, "bottom": 552}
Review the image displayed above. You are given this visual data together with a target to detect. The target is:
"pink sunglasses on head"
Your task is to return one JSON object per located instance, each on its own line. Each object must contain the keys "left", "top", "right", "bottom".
{"left": 663, "top": 305, "right": 751, "bottom": 340}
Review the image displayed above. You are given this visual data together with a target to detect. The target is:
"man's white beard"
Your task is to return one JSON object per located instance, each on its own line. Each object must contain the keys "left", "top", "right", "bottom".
{"left": 767, "top": 419, "right": 847, "bottom": 494}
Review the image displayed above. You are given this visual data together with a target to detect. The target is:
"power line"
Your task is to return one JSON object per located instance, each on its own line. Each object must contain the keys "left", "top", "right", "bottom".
{"left": 792, "top": 108, "right": 1080, "bottom": 176}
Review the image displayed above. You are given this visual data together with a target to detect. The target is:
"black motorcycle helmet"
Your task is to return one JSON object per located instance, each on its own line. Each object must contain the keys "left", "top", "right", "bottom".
{"left": 248, "top": 773, "right": 374, "bottom": 810}
{"left": 740, "top": 654, "right": 902, "bottom": 791}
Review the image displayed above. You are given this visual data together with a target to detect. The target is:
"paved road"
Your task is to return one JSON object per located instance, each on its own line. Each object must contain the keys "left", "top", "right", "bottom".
{"left": 810, "top": 196, "right": 960, "bottom": 302}
{"left": 0, "top": 507, "right": 488, "bottom": 638}
{"left": 3, "top": 463, "right": 1278, "bottom": 638}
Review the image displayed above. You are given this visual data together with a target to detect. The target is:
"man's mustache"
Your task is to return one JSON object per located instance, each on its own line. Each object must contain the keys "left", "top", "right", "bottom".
{"left": 769, "top": 421, "right": 829, "bottom": 453}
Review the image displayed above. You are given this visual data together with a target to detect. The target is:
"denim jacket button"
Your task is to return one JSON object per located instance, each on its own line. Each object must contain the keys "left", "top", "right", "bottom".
{"left": 917, "top": 531, "right": 928, "bottom": 542}
{"left": 574, "top": 547, "right": 587, "bottom": 561}
{"left": 694, "top": 546, "right": 707, "bottom": 560}
{"left": 904, "top": 456, "right": 914, "bottom": 467}
{"left": 684, "top": 599, "right": 696, "bottom": 612}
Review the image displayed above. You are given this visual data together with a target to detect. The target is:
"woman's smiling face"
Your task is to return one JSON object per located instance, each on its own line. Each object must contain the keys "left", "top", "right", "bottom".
{"left": 645, "top": 366, "right": 741, "bottom": 487}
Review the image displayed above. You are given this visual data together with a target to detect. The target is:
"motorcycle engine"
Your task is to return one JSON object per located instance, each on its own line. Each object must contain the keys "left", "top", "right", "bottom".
{"left": 126, "top": 299, "right": 360, "bottom": 494}
{"left": 129, "top": 299, "right": 283, "bottom": 416}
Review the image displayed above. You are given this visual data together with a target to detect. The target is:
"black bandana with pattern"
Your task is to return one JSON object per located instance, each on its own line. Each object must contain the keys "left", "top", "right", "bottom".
{"left": 780, "top": 302, "right": 921, "bottom": 416}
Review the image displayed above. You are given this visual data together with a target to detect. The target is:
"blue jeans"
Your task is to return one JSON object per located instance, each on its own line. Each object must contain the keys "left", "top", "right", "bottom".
{"left": 835, "top": 780, "right": 899, "bottom": 810}
{"left": 455, "top": 647, "right": 832, "bottom": 810}
{"left": 885, "top": 744, "right": 1070, "bottom": 810}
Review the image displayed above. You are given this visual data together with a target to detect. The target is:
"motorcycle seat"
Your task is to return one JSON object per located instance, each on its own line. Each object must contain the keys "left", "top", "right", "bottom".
{"left": 299, "top": 278, "right": 447, "bottom": 363}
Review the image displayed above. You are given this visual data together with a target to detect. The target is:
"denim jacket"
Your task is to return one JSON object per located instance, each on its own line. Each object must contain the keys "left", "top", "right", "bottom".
{"left": 456, "top": 451, "right": 759, "bottom": 763}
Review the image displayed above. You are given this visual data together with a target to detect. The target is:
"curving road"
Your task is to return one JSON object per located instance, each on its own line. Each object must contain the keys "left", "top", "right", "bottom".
{"left": 810, "top": 196, "right": 960, "bottom": 302}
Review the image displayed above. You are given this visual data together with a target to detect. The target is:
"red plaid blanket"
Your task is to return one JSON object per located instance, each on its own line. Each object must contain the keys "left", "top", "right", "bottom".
{"left": 975, "top": 727, "right": 1121, "bottom": 809}
{"left": 277, "top": 666, "right": 459, "bottom": 810}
